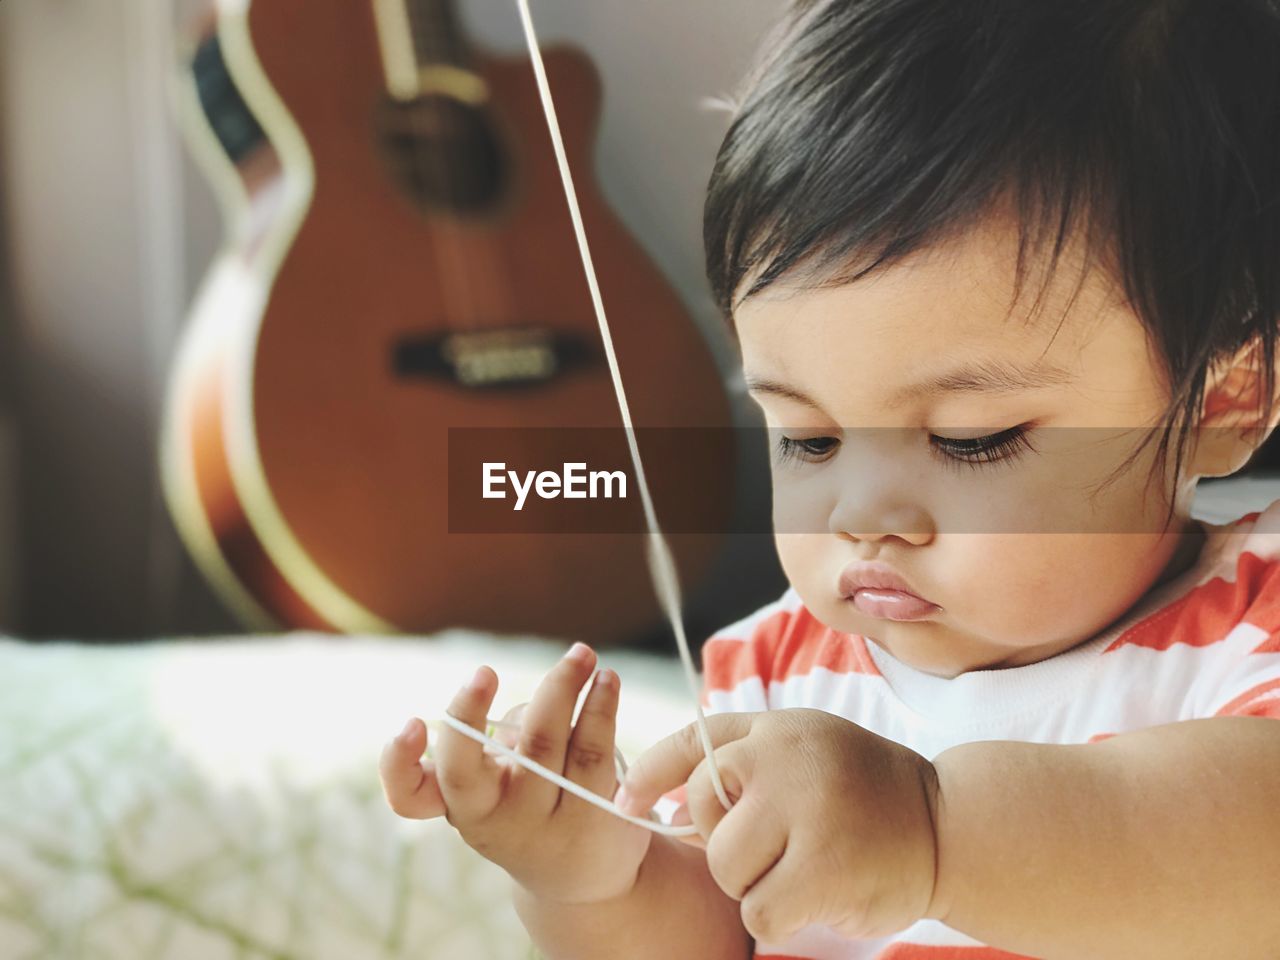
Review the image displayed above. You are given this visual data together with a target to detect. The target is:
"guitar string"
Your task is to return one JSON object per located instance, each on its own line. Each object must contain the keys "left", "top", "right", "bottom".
{"left": 404, "top": 0, "right": 475, "bottom": 332}
{"left": 409, "top": 0, "right": 518, "bottom": 334}
{"left": 428, "top": 0, "right": 736, "bottom": 838}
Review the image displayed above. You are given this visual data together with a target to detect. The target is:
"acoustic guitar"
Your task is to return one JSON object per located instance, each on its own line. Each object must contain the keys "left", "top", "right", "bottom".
{"left": 162, "top": 0, "right": 735, "bottom": 645}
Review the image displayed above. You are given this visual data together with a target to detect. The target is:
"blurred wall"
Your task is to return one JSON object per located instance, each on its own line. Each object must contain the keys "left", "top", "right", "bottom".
{"left": 0, "top": 0, "right": 788, "bottom": 640}
{"left": 0, "top": 0, "right": 220, "bottom": 638}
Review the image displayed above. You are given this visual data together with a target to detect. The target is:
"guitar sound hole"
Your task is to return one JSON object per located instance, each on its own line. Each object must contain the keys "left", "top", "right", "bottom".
{"left": 376, "top": 94, "right": 508, "bottom": 215}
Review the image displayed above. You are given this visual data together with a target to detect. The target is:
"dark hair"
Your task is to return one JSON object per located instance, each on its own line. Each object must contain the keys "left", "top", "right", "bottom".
{"left": 704, "top": 0, "right": 1280, "bottom": 527}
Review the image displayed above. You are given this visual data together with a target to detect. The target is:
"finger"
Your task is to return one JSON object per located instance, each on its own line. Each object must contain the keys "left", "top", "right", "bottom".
{"left": 488, "top": 702, "right": 528, "bottom": 752}
{"left": 507, "top": 642, "right": 599, "bottom": 815}
{"left": 703, "top": 794, "right": 787, "bottom": 904}
{"left": 737, "top": 841, "right": 815, "bottom": 947}
{"left": 667, "top": 802, "right": 705, "bottom": 849}
{"left": 433, "top": 665, "right": 504, "bottom": 825}
{"left": 557, "top": 666, "right": 622, "bottom": 814}
{"left": 676, "top": 742, "right": 749, "bottom": 848}
{"left": 619, "top": 712, "right": 754, "bottom": 819}
{"left": 379, "top": 717, "right": 446, "bottom": 819}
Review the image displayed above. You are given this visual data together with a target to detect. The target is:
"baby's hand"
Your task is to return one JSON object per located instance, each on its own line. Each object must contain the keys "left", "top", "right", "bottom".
{"left": 616, "top": 709, "right": 940, "bottom": 943}
{"left": 378, "top": 643, "right": 653, "bottom": 906}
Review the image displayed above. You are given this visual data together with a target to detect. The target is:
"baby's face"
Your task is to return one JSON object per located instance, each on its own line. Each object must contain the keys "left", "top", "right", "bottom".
{"left": 736, "top": 214, "right": 1206, "bottom": 678}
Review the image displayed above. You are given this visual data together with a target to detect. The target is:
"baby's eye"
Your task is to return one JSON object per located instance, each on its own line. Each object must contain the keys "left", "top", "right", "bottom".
{"left": 929, "top": 424, "right": 1036, "bottom": 469}
{"left": 773, "top": 426, "right": 1037, "bottom": 470}
{"left": 775, "top": 435, "right": 839, "bottom": 465}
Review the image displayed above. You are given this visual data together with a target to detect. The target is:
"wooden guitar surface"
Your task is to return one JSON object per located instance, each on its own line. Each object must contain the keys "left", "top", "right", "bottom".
{"left": 164, "top": 0, "right": 735, "bottom": 644}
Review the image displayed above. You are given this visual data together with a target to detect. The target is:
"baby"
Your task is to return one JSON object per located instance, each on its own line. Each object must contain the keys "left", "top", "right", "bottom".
{"left": 380, "top": 0, "right": 1280, "bottom": 957}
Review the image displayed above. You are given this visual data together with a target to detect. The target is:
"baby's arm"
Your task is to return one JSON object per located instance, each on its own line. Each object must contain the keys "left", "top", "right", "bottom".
{"left": 512, "top": 830, "right": 751, "bottom": 960}
{"left": 930, "top": 717, "right": 1280, "bottom": 958}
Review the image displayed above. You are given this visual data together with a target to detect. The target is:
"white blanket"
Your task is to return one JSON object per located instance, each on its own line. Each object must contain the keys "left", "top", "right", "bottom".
{"left": 0, "top": 632, "right": 693, "bottom": 959}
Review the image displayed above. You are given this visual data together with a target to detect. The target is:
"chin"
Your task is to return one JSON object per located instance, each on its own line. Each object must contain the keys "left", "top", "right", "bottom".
{"left": 890, "top": 645, "right": 970, "bottom": 678}
{"left": 864, "top": 630, "right": 968, "bottom": 676}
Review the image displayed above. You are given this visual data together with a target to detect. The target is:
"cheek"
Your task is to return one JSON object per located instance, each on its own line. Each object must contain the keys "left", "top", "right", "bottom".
{"left": 773, "top": 533, "right": 830, "bottom": 593}
{"left": 773, "top": 492, "right": 820, "bottom": 537}
{"left": 951, "top": 536, "right": 1082, "bottom": 613}
{"left": 770, "top": 467, "right": 837, "bottom": 535}
{"left": 944, "top": 532, "right": 1167, "bottom": 637}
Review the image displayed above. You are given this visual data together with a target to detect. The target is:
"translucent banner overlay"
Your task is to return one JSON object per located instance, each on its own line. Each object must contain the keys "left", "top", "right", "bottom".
{"left": 447, "top": 426, "right": 1249, "bottom": 534}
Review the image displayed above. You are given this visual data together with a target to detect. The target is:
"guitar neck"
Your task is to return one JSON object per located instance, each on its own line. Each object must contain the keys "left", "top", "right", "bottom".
{"left": 406, "top": 0, "right": 472, "bottom": 68}
{"left": 373, "top": 0, "right": 480, "bottom": 101}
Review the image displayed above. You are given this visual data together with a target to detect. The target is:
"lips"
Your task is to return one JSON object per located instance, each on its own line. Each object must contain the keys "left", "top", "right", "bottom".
{"left": 838, "top": 561, "right": 940, "bottom": 622}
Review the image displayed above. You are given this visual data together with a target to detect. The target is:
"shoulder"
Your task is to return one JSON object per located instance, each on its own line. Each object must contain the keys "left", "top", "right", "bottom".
{"left": 1189, "top": 497, "right": 1280, "bottom": 718}
{"left": 1103, "top": 498, "right": 1280, "bottom": 657}
{"left": 699, "top": 588, "right": 880, "bottom": 688}
{"left": 700, "top": 586, "right": 804, "bottom": 668}
{"left": 1103, "top": 497, "right": 1280, "bottom": 719}
{"left": 698, "top": 587, "right": 820, "bottom": 695}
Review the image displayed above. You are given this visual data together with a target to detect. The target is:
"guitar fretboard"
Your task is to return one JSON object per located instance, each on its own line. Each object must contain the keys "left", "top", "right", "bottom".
{"left": 405, "top": 0, "right": 470, "bottom": 68}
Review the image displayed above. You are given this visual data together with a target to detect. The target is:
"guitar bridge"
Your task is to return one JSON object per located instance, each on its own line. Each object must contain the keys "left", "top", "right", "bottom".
{"left": 393, "top": 327, "right": 594, "bottom": 388}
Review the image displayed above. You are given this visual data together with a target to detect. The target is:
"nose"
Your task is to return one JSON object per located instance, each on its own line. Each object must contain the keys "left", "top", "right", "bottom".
{"left": 831, "top": 500, "right": 935, "bottom": 544}
{"left": 826, "top": 442, "right": 935, "bottom": 545}
{"left": 833, "top": 518, "right": 934, "bottom": 546}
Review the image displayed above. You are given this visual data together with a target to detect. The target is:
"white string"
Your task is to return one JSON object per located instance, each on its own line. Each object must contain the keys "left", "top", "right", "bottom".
{"left": 510, "top": 0, "right": 733, "bottom": 820}
{"left": 432, "top": 714, "right": 702, "bottom": 837}
{"left": 426, "top": 0, "right": 735, "bottom": 839}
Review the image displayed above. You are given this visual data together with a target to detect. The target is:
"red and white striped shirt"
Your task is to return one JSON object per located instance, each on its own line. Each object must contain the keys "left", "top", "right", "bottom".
{"left": 652, "top": 500, "right": 1280, "bottom": 959}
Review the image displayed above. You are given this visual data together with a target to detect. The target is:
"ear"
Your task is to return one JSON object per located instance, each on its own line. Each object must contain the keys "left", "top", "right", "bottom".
{"left": 1189, "top": 336, "right": 1280, "bottom": 479}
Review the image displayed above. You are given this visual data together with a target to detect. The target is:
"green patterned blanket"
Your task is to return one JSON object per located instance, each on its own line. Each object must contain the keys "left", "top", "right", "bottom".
{"left": 0, "top": 633, "right": 692, "bottom": 960}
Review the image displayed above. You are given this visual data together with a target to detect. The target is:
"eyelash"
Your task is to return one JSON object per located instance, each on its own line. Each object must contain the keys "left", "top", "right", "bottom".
{"left": 774, "top": 425, "right": 1037, "bottom": 471}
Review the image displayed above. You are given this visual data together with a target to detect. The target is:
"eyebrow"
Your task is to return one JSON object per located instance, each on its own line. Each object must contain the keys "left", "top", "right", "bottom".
{"left": 744, "top": 357, "right": 1075, "bottom": 409}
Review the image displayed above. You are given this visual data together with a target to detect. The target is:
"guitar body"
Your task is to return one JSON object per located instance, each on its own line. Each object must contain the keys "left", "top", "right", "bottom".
{"left": 163, "top": 0, "right": 735, "bottom": 642}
